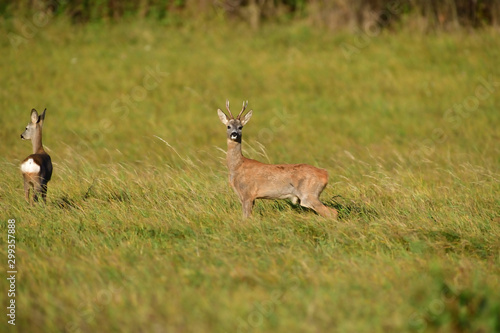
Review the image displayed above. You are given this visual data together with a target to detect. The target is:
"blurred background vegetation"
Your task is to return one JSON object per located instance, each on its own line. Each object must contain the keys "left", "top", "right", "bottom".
{"left": 2, "top": 0, "right": 500, "bottom": 30}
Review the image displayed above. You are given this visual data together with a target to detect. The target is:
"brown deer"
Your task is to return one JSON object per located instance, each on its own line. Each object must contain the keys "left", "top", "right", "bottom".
{"left": 217, "top": 100, "right": 338, "bottom": 219}
{"left": 20, "top": 108, "right": 53, "bottom": 204}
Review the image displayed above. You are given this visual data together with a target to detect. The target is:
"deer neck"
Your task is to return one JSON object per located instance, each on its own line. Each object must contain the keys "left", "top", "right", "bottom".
{"left": 226, "top": 139, "right": 244, "bottom": 172}
{"left": 32, "top": 126, "right": 45, "bottom": 154}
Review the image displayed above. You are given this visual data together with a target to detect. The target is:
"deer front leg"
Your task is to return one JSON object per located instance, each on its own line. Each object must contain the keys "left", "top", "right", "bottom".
{"left": 23, "top": 176, "right": 31, "bottom": 204}
{"left": 242, "top": 199, "right": 254, "bottom": 218}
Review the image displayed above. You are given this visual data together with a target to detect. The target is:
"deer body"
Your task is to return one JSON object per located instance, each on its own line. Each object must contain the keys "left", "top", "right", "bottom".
{"left": 20, "top": 109, "right": 52, "bottom": 204}
{"left": 219, "top": 101, "right": 338, "bottom": 219}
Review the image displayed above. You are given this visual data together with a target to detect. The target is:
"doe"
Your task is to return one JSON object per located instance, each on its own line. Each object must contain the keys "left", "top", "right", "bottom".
{"left": 20, "top": 108, "right": 53, "bottom": 204}
{"left": 217, "top": 100, "right": 338, "bottom": 219}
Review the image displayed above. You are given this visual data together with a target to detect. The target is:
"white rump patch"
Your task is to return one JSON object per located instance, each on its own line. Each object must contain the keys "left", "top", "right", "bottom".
{"left": 21, "top": 158, "right": 40, "bottom": 174}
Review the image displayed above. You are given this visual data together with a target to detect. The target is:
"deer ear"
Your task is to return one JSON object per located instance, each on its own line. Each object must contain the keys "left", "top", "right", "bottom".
{"left": 217, "top": 109, "right": 229, "bottom": 125}
{"left": 240, "top": 110, "right": 252, "bottom": 126}
{"left": 31, "top": 109, "right": 39, "bottom": 124}
{"left": 39, "top": 108, "right": 47, "bottom": 122}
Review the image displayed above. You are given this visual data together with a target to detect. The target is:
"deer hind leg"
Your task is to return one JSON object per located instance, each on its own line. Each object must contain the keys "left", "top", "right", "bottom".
{"left": 327, "top": 206, "right": 339, "bottom": 219}
{"left": 317, "top": 202, "right": 338, "bottom": 219}
{"left": 40, "top": 181, "right": 49, "bottom": 204}
{"left": 32, "top": 179, "right": 43, "bottom": 204}
{"left": 299, "top": 182, "right": 338, "bottom": 219}
{"left": 299, "top": 196, "right": 335, "bottom": 218}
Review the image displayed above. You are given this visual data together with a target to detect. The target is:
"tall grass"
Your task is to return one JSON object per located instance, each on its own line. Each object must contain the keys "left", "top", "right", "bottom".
{"left": 0, "top": 19, "right": 499, "bottom": 332}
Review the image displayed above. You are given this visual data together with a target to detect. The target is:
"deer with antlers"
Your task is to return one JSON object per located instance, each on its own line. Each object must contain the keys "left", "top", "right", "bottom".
{"left": 20, "top": 108, "right": 53, "bottom": 205}
{"left": 218, "top": 100, "right": 338, "bottom": 219}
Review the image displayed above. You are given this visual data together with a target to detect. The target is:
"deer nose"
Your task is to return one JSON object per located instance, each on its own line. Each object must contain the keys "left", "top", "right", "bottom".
{"left": 230, "top": 132, "right": 239, "bottom": 140}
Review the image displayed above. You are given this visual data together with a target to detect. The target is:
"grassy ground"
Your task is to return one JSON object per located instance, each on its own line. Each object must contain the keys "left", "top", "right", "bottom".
{"left": 0, "top": 19, "right": 499, "bottom": 332}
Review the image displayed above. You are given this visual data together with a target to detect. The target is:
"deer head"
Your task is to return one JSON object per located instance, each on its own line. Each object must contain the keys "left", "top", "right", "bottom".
{"left": 21, "top": 108, "right": 46, "bottom": 140}
{"left": 217, "top": 100, "right": 253, "bottom": 143}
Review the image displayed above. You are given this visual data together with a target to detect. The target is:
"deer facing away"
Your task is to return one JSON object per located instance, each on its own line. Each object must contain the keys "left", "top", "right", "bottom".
{"left": 218, "top": 101, "right": 338, "bottom": 219}
{"left": 20, "top": 108, "right": 53, "bottom": 204}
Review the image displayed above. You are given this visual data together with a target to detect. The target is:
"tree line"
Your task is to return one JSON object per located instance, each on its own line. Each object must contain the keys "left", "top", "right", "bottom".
{"left": 3, "top": 0, "right": 499, "bottom": 30}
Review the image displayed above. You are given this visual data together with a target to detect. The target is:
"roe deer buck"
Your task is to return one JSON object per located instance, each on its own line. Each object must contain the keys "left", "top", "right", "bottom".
{"left": 217, "top": 100, "right": 338, "bottom": 219}
{"left": 20, "top": 108, "right": 53, "bottom": 204}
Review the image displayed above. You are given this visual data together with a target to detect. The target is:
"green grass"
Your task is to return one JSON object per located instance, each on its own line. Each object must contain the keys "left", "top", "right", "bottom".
{"left": 0, "top": 20, "right": 499, "bottom": 332}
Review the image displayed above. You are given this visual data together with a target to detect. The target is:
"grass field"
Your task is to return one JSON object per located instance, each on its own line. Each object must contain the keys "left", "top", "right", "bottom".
{"left": 0, "top": 19, "right": 499, "bottom": 332}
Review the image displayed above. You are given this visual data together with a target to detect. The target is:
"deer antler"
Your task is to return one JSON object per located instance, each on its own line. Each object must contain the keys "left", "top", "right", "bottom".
{"left": 237, "top": 100, "right": 248, "bottom": 119}
{"left": 225, "top": 100, "right": 234, "bottom": 119}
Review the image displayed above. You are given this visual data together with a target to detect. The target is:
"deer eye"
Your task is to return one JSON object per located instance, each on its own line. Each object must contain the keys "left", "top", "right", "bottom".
{"left": 227, "top": 126, "right": 230, "bottom": 129}
{"left": 238, "top": 126, "right": 243, "bottom": 130}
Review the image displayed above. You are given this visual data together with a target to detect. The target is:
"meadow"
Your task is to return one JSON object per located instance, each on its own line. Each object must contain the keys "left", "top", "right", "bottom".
{"left": 0, "top": 18, "right": 499, "bottom": 332}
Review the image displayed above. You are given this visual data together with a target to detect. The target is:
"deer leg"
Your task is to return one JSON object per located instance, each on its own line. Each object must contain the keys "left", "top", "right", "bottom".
{"left": 41, "top": 182, "right": 48, "bottom": 204}
{"left": 242, "top": 199, "right": 254, "bottom": 218}
{"left": 300, "top": 196, "right": 338, "bottom": 219}
{"left": 328, "top": 206, "right": 339, "bottom": 219}
{"left": 23, "top": 176, "right": 31, "bottom": 204}
{"left": 314, "top": 202, "right": 338, "bottom": 219}
{"left": 33, "top": 180, "right": 43, "bottom": 204}
{"left": 305, "top": 180, "right": 339, "bottom": 219}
